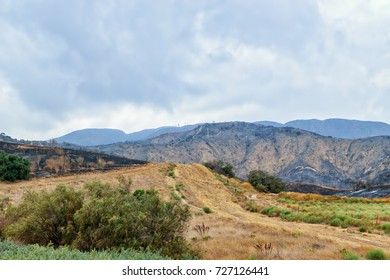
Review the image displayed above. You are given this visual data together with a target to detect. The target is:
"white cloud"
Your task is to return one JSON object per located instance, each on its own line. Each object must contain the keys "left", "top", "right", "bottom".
{"left": 370, "top": 69, "right": 390, "bottom": 88}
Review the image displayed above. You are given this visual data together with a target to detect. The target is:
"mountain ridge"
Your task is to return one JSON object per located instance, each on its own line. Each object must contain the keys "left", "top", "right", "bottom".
{"left": 54, "top": 118, "right": 390, "bottom": 146}
{"left": 97, "top": 122, "right": 390, "bottom": 190}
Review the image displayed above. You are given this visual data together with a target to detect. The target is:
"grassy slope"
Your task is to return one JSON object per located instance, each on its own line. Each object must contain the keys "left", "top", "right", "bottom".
{"left": 1, "top": 163, "right": 389, "bottom": 260}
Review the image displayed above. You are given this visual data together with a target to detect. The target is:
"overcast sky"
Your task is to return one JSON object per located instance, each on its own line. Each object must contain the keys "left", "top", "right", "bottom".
{"left": 1, "top": 0, "right": 390, "bottom": 140}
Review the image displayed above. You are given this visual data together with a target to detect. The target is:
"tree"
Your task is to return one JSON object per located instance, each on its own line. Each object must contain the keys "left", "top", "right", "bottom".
{"left": 0, "top": 151, "right": 30, "bottom": 182}
{"left": 247, "top": 170, "right": 286, "bottom": 193}
{"left": 203, "top": 160, "right": 235, "bottom": 178}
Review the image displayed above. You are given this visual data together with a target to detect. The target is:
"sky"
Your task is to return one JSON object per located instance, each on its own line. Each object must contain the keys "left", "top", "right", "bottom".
{"left": 1, "top": 0, "right": 390, "bottom": 140}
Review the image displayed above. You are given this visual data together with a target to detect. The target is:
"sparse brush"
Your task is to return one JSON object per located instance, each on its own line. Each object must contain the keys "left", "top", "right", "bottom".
{"left": 254, "top": 242, "right": 273, "bottom": 258}
{"left": 193, "top": 223, "right": 210, "bottom": 237}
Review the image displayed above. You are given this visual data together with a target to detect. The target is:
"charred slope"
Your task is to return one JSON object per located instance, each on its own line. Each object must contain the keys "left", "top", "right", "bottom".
{"left": 0, "top": 141, "right": 146, "bottom": 177}
{"left": 98, "top": 122, "right": 390, "bottom": 190}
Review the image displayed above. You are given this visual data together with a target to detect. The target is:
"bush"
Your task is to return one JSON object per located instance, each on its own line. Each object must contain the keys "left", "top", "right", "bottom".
{"left": 73, "top": 182, "right": 193, "bottom": 258}
{"left": 330, "top": 218, "right": 342, "bottom": 227}
{"left": 382, "top": 223, "right": 390, "bottom": 235}
{"left": 4, "top": 185, "right": 83, "bottom": 247}
{"left": 365, "top": 249, "right": 387, "bottom": 260}
{"left": 203, "top": 207, "right": 212, "bottom": 214}
{"left": 0, "top": 151, "right": 30, "bottom": 182}
{"left": 247, "top": 170, "right": 286, "bottom": 193}
{"left": 3, "top": 181, "right": 195, "bottom": 259}
{"left": 345, "top": 252, "right": 360, "bottom": 260}
{"left": 203, "top": 160, "right": 235, "bottom": 178}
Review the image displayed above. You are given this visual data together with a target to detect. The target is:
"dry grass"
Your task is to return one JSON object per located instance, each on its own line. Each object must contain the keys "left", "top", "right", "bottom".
{"left": 1, "top": 162, "right": 389, "bottom": 260}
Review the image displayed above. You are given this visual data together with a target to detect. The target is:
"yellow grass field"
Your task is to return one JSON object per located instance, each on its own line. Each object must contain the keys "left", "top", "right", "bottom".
{"left": 1, "top": 163, "right": 389, "bottom": 260}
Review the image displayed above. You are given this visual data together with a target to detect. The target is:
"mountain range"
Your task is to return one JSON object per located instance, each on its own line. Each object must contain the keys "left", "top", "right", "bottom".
{"left": 96, "top": 122, "right": 390, "bottom": 190}
{"left": 55, "top": 118, "right": 390, "bottom": 146}
{"left": 2, "top": 118, "right": 390, "bottom": 191}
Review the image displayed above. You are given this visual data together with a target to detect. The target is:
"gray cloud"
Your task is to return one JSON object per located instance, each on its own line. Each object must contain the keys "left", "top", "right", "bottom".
{"left": 0, "top": 0, "right": 389, "bottom": 139}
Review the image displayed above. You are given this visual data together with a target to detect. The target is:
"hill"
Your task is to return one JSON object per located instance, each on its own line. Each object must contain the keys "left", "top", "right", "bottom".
{"left": 1, "top": 163, "right": 389, "bottom": 259}
{"left": 55, "top": 128, "right": 128, "bottom": 146}
{"left": 98, "top": 122, "right": 390, "bottom": 189}
{"left": 55, "top": 124, "right": 198, "bottom": 146}
{"left": 0, "top": 141, "right": 146, "bottom": 177}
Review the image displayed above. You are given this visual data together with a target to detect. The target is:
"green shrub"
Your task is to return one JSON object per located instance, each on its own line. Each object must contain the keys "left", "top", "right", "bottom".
{"left": 359, "top": 226, "right": 367, "bottom": 232}
{"left": 4, "top": 185, "right": 83, "bottom": 247}
{"left": 73, "top": 182, "right": 193, "bottom": 259}
{"left": 382, "top": 223, "right": 390, "bottom": 235}
{"left": 203, "top": 207, "right": 212, "bottom": 214}
{"left": 261, "top": 206, "right": 280, "bottom": 216}
{"left": 365, "top": 249, "right": 387, "bottom": 260}
{"left": 3, "top": 181, "right": 195, "bottom": 259}
{"left": 344, "top": 252, "right": 360, "bottom": 260}
{"left": 247, "top": 170, "right": 286, "bottom": 193}
{"left": 330, "top": 218, "right": 342, "bottom": 227}
{"left": 302, "top": 215, "right": 322, "bottom": 224}
{"left": 203, "top": 160, "right": 235, "bottom": 178}
{"left": 0, "top": 151, "right": 30, "bottom": 182}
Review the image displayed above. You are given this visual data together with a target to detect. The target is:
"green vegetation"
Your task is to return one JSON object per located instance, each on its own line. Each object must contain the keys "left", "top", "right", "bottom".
{"left": 365, "top": 249, "right": 387, "bottom": 260}
{"left": 247, "top": 170, "right": 286, "bottom": 193}
{"left": 382, "top": 223, "right": 390, "bottom": 234}
{"left": 0, "top": 151, "right": 30, "bottom": 182}
{"left": 0, "top": 240, "right": 168, "bottom": 260}
{"left": 259, "top": 193, "right": 390, "bottom": 234}
{"left": 203, "top": 160, "right": 235, "bottom": 178}
{"left": 345, "top": 252, "right": 360, "bottom": 260}
{"left": 4, "top": 185, "right": 83, "bottom": 247}
{"left": 203, "top": 207, "right": 212, "bottom": 214}
{"left": 340, "top": 249, "right": 360, "bottom": 260}
{"left": 1, "top": 181, "right": 196, "bottom": 259}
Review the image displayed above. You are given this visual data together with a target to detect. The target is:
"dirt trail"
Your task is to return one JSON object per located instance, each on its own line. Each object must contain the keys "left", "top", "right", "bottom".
{"left": 174, "top": 164, "right": 390, "bottom": 258}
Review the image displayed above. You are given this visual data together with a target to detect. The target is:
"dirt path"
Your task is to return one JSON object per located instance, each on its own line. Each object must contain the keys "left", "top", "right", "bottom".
{"left": 174, "top": 164, "right": 390, "bottom": 259}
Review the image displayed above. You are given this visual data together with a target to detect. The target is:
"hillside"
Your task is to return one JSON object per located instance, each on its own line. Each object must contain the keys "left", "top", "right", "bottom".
{"left": 1, "top": 163, "right": 389, "bottom": 260}
{"left": 98, "top": 122, "right": 390, "bottom": 189}
{"left": 0, "top": 141, "right": 146, "bottom": 177}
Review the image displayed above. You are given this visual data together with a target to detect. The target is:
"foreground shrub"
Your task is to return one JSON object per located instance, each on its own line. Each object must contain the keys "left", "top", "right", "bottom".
{"left": 365, "top": 249, "right": 387, "bottom": 260}
{"left": 4, "top": 185, "right": 83, "bottom": 247}
{"left": 3, "top": 181, "right": 195, "bottom": 259}
{"left": 0, "top": 151, "right": 30, "bottom": 182}
{"left": 73, "top": 182, "right": 193, "bottom": 258}
{"left": 247, "top": 170, "right": 286, "bottom": 193}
